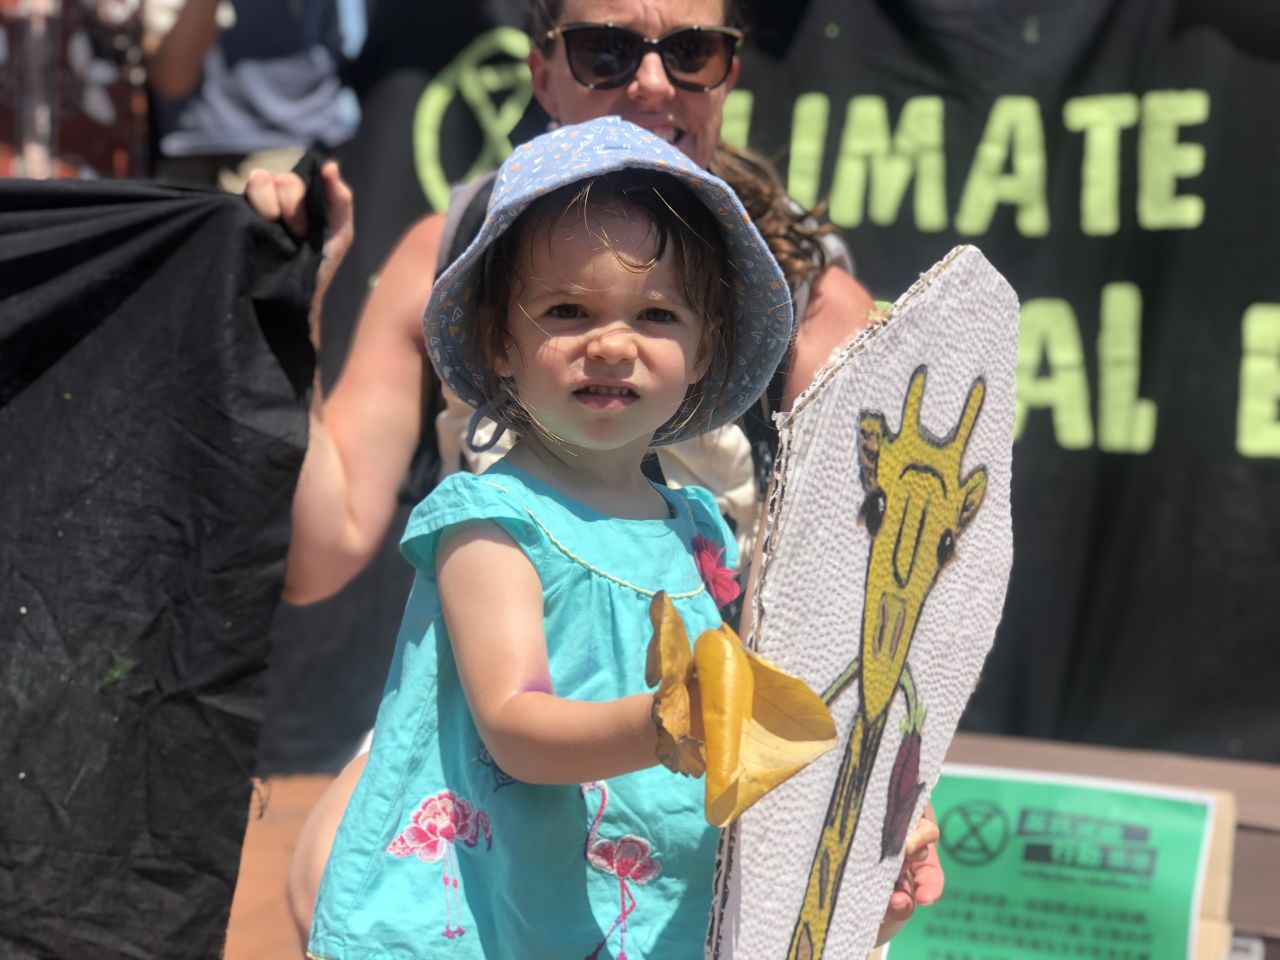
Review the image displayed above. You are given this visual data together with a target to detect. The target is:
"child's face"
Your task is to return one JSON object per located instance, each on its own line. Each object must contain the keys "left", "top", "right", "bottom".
{"left": 495, "top": 204, "right": 707, "bottom": 454}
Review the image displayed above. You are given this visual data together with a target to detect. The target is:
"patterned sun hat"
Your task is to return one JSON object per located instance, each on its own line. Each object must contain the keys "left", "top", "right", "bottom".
{"left": 423, "top": 115, "right": 795, "bottom": 445}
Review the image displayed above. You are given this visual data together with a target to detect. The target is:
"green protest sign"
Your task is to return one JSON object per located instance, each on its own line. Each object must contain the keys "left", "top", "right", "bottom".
{"left": 885, "top": 765, "right": 1216, "bottom": 960}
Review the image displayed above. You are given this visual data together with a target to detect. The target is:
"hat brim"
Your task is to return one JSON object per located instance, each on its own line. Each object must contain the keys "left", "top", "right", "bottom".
{"left": 424, "top": 117, "right": 794, "bottom": 446}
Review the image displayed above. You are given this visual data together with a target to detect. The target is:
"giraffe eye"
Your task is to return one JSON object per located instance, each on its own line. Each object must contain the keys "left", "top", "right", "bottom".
{"left": 860, "top": 489, "right": 886, "bottom": 536}
{"left": 937, "top": 529, "right": 955, "bottom": 567}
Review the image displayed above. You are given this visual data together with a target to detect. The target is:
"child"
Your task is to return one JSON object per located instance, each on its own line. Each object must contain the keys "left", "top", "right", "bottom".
{"left": 307, "top": 117, "right": 930, "bottom": 960}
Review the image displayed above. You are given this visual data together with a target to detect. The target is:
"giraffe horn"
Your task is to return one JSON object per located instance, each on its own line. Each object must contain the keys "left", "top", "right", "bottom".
{"left": 954, "top": 377, "right": 986, "bottom": 451}
{"left": 902, "top": 366, "right": 928, "bottom": 430}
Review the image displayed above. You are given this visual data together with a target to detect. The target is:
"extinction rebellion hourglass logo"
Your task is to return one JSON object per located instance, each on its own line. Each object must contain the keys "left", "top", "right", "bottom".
{"left": 940, "top": 800, "right": 1011, "bottom": 867}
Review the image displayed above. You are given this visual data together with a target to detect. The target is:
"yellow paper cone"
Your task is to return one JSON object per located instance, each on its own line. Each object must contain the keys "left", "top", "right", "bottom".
{"left": 696, "top": 625, "right": 837, "bottom": 826}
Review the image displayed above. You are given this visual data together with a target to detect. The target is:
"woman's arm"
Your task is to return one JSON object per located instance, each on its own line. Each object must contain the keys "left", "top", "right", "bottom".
{"left": 282, "top": 214, "right": 446, "bottom": 603}
{"left": 437, "top": 521, "right": 660, "bottom": 785}
{"left": 246, "top": 163, "right": 446, "bottom": 603}
{"left": 142, "top": 0, "right": 223, "bottom": 99}
{"left": 783, "top": 266, "right": 877, "bottom": 410}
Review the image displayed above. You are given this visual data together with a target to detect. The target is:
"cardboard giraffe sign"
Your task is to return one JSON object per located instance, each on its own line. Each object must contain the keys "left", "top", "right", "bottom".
{"left": 707, "top": 245, "right": 1019, "bottom": 959}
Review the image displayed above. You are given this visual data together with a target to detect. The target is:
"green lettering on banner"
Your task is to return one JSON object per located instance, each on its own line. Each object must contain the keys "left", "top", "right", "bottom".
{"left": 828, "top": 96, "right": 947, "bottom": 231}
{"left": 787, "top": 92, "right": 830, "bottom": 208}
{"left": 1238, "top": 304, "right": 1280, "bottom": 457}
{"left": 955, "top": 96, "right": 1050, "bottom": 237}
{"left": 1063, "top": 94, "right": 1140, "bottom": 236}
{"left": 1138, "top": 90, "right": 1209, "bottom": 230}
{"left": 1015, "top": 299, "right": 1093, "bottom": 448}
{"left": 1098, "top": 283, "right": 1157, "bottom": 453}
{"left": 413, "top": 28, "right": 532, "bottom": 212}
{"left": 720, "top": 89, "right": 753, "bottom": 149}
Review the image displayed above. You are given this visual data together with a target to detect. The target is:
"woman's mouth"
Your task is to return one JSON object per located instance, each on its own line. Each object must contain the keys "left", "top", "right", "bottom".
{"left": 635, "top": 123, "right": 684, "bottom": 147}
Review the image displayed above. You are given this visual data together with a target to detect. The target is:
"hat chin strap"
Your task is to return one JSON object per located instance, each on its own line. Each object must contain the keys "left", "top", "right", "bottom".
{"left": 466, "top": 404, "right": 508, "bottom": 453}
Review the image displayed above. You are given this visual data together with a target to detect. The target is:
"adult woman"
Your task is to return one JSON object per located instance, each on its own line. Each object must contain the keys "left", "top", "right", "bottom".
{"left": 251, "top": 0, "right": 942, "bottom": 943}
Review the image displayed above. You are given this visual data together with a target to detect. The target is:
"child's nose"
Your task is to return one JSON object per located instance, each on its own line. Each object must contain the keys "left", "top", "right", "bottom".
{"left": 586, "top": 324, "right": 639, "bottom": 363}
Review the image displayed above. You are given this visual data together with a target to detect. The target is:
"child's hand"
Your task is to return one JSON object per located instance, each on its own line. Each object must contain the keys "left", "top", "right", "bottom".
{"left": 874, "top": 804, "right": 944, "bottom": 946}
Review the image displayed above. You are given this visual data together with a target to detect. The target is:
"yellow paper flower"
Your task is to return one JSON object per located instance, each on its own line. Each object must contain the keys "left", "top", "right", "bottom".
{"left": 646, "top": 593, "right": 837, "bottom": 825}
{"left": 646, "top": 593, "right": 706, "bottom": 778}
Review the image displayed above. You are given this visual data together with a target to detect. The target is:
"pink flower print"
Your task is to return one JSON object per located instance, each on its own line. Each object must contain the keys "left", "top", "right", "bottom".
{"left": 387, "top": 790, "right": 492, "bottom": 939}
{"left": 582, "top": 781, "right": 660, "bottom": 960}
{"left": 692, "top": 534, "right": 741, "bottom": 608}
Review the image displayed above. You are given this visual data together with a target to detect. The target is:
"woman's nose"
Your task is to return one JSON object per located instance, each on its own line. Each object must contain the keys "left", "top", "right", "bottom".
{"left": 586, "top": 324, "right": 639, "bottom": 363}
{"left": 628, "top": 50, "right": 675, "bottom": 104}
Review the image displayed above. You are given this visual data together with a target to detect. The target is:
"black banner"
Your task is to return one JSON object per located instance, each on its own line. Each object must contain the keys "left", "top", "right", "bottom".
{"left": 260, "top": 0, "right": 1280, "bottom": 773}
{"left": 0, "top": 179, "right": 317, "bottom": 957}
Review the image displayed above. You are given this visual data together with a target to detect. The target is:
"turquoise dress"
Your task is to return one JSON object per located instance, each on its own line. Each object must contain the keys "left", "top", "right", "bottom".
{"left": 308, "top": 460, "right": 738, "bottom": 960}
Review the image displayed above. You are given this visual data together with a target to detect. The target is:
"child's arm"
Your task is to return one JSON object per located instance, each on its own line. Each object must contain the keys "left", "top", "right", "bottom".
{"left": 437, "top": 521, "right": 660, "bottom": 785}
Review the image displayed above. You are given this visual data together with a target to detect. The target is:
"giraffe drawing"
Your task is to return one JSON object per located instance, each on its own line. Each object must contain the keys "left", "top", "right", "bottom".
{"left": 788, "top": 366, "right": 988, "bottom": 960}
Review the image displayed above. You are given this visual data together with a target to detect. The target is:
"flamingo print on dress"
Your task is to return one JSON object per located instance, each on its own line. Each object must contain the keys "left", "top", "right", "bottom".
{"left": 387, "top": 790, "right": 492, "bottom": 939}
{"left": 581, "top": 781, "right": 661, "bottom": 959}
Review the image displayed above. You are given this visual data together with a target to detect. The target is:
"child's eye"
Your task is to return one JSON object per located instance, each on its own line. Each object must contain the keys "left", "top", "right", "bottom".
{"left": 547, "top": 303, "right": 584, "bottom": 319}
{"left": 639, "top": 308, "right": 679, "bottom": 325}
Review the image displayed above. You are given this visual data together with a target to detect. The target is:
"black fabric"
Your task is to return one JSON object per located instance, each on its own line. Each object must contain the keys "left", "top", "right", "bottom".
{"left": 813, "top": 0, "right": 1280, "bottom": 759}
{"left": 740, "top": 343, "right": 794, "bottom": 497}
{"left": 0, "top": 173, "right": 320, "bottom": 957}
{"left": 736, "top": 0, "right": 816, "bottom": 57}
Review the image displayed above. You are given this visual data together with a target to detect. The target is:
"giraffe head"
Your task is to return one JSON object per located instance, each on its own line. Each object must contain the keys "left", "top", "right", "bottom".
{"left": 856, "top": 367, "right": 987, "bottom": 722}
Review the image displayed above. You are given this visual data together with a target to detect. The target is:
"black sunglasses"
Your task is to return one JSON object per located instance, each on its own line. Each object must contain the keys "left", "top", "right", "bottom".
{"left": 545, "top": 22, "right": 743, "bottom": 92}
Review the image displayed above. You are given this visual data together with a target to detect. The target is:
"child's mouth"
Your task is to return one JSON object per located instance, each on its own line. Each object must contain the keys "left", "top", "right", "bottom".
{"left": 575, "top": 385, "right": 639, "bottom": 409}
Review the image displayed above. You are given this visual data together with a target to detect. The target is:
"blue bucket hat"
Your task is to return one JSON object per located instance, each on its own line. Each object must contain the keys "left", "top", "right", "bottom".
{"left": 423, "top": 115, "right": 795, "bottom": 446}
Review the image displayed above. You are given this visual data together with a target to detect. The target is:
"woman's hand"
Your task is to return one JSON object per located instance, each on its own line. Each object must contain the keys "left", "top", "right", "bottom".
{"left": 875, "top": 804, "right": 944, "bottom": 945}
{"left": 244, "top": 160, "right": 353, "bottom": 347}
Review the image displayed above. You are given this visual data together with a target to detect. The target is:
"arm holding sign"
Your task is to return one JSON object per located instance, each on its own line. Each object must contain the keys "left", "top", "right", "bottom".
{"left": 877, "top": 808, "right": 944, "bottom": 944}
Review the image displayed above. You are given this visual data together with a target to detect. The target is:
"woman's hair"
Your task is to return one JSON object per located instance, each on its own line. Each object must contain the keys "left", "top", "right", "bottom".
{"left": 530, "top": 0, "right": 747, "bottom": 46}
{"left": 471, "top": 168, "right": 739, "bottom": 443}
{"left": 528, "top": 0, "right": 835, "bottom": 294}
